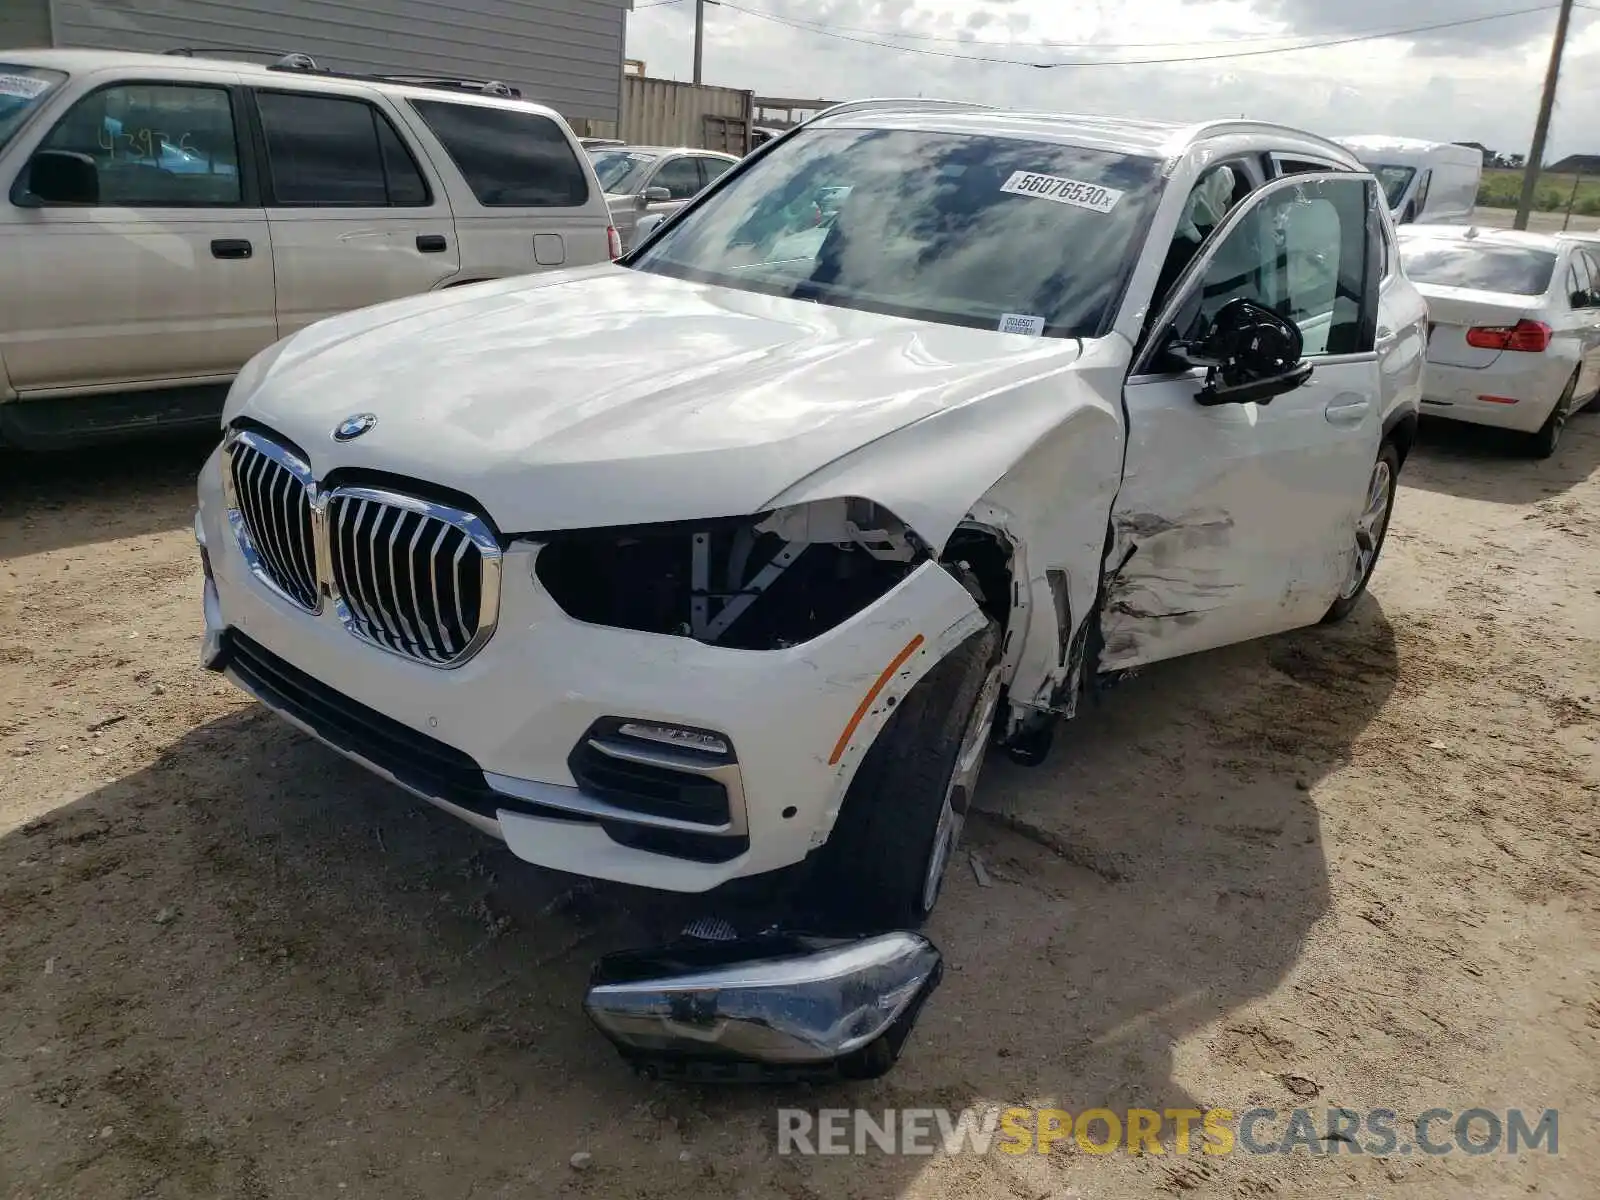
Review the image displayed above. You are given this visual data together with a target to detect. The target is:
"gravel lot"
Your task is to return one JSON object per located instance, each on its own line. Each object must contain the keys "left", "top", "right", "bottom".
{"left": 2, "top": 413, "right": 1597, "bottom": 1200}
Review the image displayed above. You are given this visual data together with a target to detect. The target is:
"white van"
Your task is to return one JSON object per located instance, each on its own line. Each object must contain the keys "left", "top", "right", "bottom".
{"left": 1335, "top": 135, "right": 1482, "bottom": 226}
{"left": 0, "top": 49, "right": 619, "bottom": 449}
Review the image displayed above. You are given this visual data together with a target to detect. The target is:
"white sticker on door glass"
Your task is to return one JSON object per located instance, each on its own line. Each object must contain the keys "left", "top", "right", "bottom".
{"left": 998, "top": 313, "right": 1046, "bottom": 336}
{"left": 0, "top": 75, "right": 50, "bottom": 99}
{"left": 999, "top": 170, "right": 1124, "bottom": 214}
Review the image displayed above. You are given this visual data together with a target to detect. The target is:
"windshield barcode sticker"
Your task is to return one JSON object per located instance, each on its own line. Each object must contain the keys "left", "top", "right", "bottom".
{"left": 0, "top": 74, "right": 50, "bottom": 99}
{"left": 998, "top": 313, "right": 1046, "bottom": 336}
{"left": 1000, "top": 171, "right": 1123, "bottom": 213}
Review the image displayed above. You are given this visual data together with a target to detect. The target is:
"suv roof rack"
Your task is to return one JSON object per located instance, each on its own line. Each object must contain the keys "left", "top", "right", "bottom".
{"left": 804, "top": 97, "right": 1000, "bottom": 124}
{"left": 163, "top": 47, "right": 521, "bottom": 98}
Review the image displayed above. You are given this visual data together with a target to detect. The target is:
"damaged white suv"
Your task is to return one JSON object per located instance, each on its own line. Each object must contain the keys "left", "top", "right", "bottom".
{"left": 196, "top": 99, "right": 1426, "bottom": 929}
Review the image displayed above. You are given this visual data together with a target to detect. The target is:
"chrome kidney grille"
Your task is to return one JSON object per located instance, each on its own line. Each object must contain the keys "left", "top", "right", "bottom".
{"left": 226, "top": 433, "right": 320, "bottom": 611}
{"left": 327, "top": 489, "right": 495, "bottom": 664}
{"left": 222, "top": 428, "right": 503, "bottom": 669}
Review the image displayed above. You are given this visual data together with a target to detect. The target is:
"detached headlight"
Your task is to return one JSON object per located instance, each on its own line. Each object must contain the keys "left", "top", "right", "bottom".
{"left": 584, "top": 930, "right": 944, "bottom": 1082}
{"left": 530, "top": 497, "right": 928, "bottom": 650}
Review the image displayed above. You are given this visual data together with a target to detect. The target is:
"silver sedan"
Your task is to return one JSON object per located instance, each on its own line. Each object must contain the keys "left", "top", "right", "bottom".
{"left": 1398, "top": 224, "right": 1600, "bottom": 457}
{"left": 588, "top": 145, "right": 740, "bottom": 252}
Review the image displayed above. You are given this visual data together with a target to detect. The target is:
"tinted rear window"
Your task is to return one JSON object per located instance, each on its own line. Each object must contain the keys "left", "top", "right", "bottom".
{"left": 1401, "top": 241, "right": 1557, "bottom": 295}
{"left": 411, "top": 100, "right": 589, "bottom": 207}
{"left": 257, "top": 91, "right": 430, "bottom": 206}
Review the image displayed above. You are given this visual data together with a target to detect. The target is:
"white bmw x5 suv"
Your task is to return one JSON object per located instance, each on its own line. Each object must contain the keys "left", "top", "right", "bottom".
{"left": 196, "top": 99, "right": 1426, "bottom": 929}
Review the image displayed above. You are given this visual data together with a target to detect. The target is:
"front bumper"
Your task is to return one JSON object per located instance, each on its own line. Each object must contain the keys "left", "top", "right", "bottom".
{"left": 197, "top": 448, "right": 986, "bottom": 893}
{"left": 1420, "top": 354, "right": 1575, "bottom": 433}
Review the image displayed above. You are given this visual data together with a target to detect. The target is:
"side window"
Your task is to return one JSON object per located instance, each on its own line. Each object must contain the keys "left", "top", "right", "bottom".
{"left": 256, "top": 91, "right": 430, "bottom": 207}
{"left": 1147, "top": 161, "right": 1254, "bottom": 326}
{"left": 654, "top": 157, "right": 703, "bottom": 201}
{"left": 1175, "top": 175, "right": 1376, "bottom": 358}
{"left": 1583, "top": 251, "right": 1600, "bottom": 305}
{"left": 409, "top": 100, "right": 589, "bottom": 207}
{"left": 34, "top": 82, "right": 241, "bottom": 206}
{"left": 699, "top": 156, "right": 734, "bottom": 188}
{"left": 1414, "top": 169, "right": 1432, "bottom": 210}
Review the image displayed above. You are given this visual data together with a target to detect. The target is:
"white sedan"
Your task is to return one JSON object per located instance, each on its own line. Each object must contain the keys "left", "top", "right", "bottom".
{"left": 1398, "top": 224, "right": 1600, "bottom": 456}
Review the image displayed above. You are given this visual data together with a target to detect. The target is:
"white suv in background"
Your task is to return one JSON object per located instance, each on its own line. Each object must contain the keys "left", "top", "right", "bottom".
{"left": 0, "top": 49, "right": 618, "bottom": 448}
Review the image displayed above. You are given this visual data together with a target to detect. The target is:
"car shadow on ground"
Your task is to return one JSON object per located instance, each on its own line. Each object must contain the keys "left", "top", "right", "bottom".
{"left": 0, "top": 599, "right": 1398, "bottom": 1198}
{"left": 0, "top": 434, "right": 216, "bottom": 558}
{"left": 1401, "top": 408, "right": 1600, "bottom": 504}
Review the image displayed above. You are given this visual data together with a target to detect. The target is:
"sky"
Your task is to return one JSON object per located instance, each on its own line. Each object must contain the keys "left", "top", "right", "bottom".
{"left": 624, "top": 0, "right": 1600, "bottom": 160}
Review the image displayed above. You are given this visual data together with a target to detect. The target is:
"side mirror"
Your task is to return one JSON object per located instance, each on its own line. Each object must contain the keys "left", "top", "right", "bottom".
{"left": 19, "top": 150, "right": 99, "bottom": 206}
{"left": 641, "top": 186, "right": 671, "bottom": 205}
{"left": 1168, "top": 297, "right": 1314, "bottom": 407}
{"left": 1572, "top": 290, "right": 1590, "bottom": 309}
{"left": 584, "top": 930, "right": 943, "bottom": 1083}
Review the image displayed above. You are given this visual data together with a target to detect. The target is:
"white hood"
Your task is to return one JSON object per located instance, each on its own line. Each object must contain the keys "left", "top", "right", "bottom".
{"left": 229, "top": 264, "right": 1084, "bottom": 537}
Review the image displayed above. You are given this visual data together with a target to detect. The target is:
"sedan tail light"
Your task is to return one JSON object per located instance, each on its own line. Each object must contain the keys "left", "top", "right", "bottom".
{"left": 607, "top": 225, "right": 623, "bottom": 259}
{"left": 1465, "top": 319, "right": 1552, "bottom": 352}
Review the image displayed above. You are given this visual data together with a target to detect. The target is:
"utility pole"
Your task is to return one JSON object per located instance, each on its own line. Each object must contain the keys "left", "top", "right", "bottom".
{"left": 1516, "top": 0, "right": 1576, "bottom": 230}
{"left": 693, "top": 0, "right": 705, "bottom": 84}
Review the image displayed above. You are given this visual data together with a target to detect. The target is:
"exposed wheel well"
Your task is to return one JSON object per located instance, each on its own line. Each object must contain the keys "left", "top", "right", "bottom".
{"left": 1385, "top": 411, "right": 1420, "bottom": 465}
{"left": 941, "top": 525, "right": 1015, "bottom": 633}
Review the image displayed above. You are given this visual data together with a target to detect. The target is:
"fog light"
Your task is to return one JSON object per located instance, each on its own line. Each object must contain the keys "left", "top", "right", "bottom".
{"left": 617, "top": 721, "right": 730, "bottom": 757}
{"left": 584, "top": 931, "right": 943, "bottom": 1083}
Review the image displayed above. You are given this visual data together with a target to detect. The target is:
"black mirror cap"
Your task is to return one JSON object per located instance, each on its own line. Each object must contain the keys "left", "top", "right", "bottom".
{"left": 583, "top": 930, "right": 944, "bottom": 1084}
{"left": 1175, "top": 297, "right": 1313, "bottom": 406}
{"left": 21, "top": 150, "right": 99, "bottom": 206}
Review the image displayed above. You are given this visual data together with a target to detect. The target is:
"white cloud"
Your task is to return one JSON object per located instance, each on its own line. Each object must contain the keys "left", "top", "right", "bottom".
{"left": 626, "top": 0, "right": 1600, "bottom": 160}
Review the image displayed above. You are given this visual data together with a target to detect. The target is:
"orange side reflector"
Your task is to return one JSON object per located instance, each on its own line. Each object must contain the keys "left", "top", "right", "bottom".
{"left": 828, "top": 634, "right": 925, "bottom": 766}
{"left": 1477, "top": 395, "right": 1519, "bottom": 405}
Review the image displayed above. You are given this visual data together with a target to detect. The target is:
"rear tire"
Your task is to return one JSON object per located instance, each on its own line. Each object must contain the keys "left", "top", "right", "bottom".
{"left": 1322, "top": 441, "right": 1401, "bottom": 624}
{"left": 807, "top": 621, "right": 1003, "bottom": 931}
{"left": 1527, "top": 372, "right": 1578, "bottom": 459}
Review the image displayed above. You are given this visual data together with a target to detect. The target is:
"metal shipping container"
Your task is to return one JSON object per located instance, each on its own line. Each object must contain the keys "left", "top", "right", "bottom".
{"left": 621, "top": 73, "right": 754, "bottom": 155}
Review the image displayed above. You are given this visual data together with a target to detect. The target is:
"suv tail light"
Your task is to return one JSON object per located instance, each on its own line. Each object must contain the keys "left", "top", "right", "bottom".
{"left": 607, "top": 225, "right": 623, "bottom": 259}
{"left": 1465, "top": 319, "right": 1552, "bottom": 352}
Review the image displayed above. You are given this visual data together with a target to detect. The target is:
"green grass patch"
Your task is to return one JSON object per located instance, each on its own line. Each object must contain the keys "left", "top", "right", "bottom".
{"left": 1478, "top": 167, "right": 1600, "bottom": 214}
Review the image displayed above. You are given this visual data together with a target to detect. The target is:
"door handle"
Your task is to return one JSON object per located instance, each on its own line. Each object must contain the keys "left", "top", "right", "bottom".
{"left": 1325, "top": 399, "right": 1371, "bottom": 424}
{"left": 210, "top": 238, "right": 252, "bottom": 260}
{"left": 416, "top": 234, "right": 448, "bottom": 253}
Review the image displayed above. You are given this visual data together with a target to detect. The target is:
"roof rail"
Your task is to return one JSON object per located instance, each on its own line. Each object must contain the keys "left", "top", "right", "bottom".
{"left": 803, "top": 97, "right": 1000, "bottom": 125}
{"left": 263, "top": 55, "right": 521, "bottom": 97}
{"left": 163, "top": 45, "right": 293, "bottom": 62}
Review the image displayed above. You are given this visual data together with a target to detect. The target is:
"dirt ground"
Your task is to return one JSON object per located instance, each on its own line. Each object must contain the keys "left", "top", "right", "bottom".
{"left": 1, "top": 414, "right": 1597, "bottom": 1200}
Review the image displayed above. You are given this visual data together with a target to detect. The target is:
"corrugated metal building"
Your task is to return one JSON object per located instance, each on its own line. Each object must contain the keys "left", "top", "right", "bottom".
{"left": 0, "top": 0, "right": 634, "bottom": 126}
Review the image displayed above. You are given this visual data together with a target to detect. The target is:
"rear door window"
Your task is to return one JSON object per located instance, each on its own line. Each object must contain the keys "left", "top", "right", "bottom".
{"left": 410, "top": 99, "right": 589, "bottom": 207}
{"left": 255, "top": 91, "right": 430, "bottom": 207}
{"left": 699, "top": 156, "right": 734, "bottom": 187}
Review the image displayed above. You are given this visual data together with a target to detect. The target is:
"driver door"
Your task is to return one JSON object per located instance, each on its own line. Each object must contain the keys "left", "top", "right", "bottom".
{"left": 1101, "top": 172, "right": 1384, "bottom": 671}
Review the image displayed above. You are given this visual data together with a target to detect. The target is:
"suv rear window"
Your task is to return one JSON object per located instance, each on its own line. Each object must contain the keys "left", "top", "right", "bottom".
{"left": 1400, "top": 240, "right": 1557, "bottom": 296}
{"left": 410, "top": 100, "right": 589, "bottom": 207}
{"left": 630, "top": 126, "right": 1165, "bottom": 338}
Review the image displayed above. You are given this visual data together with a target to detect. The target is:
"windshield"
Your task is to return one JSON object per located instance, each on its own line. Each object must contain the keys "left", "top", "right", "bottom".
{"left": 628, "top": 126, "right": 1165, "bottom": 338}
{"left": 589, "top": 149, "right": 656, "bottom": 193}
{"left": 0, "top": 65, "right": 67, "bottom": 156}
{"left": 1369, "top": 164, "right": 1417, "bottom": 209}
{"left": 1401, "top": 240, "right": 1557, "bottom": 296}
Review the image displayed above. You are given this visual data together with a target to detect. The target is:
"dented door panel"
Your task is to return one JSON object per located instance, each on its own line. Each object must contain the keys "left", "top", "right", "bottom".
{"left": 1102, "top": 357, "right": 1381, "bottom": 670}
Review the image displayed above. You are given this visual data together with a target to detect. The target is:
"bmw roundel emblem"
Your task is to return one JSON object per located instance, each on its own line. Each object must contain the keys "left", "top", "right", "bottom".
{"left": 333, "top": 412, "right": 377, "bottom": 441}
